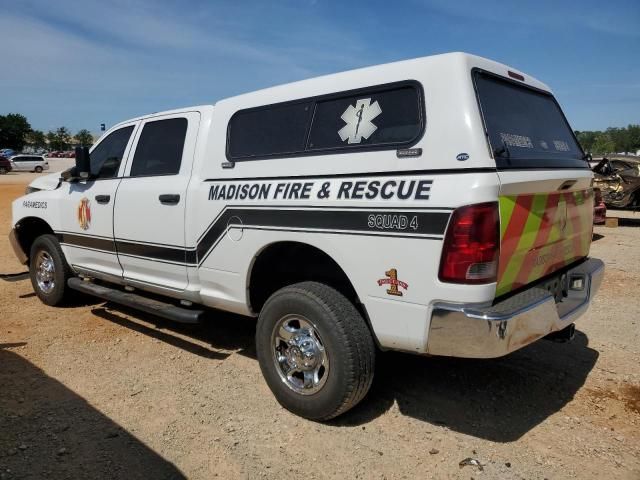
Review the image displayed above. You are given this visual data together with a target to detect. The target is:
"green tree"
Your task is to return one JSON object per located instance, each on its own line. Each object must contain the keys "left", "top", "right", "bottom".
{"left": 575, "top": 130, "right": 598, "bottom": 153}
{"left": 627, "top": 124, "right": 640, "bottom": 152}
{"left": 0, "top": 113, "right": 32, "bottom": 150}
{"left": 74, "top": 129, "right": 94, "bottom": 146}
{"left": 45, "top": 131, "right": 56, "bottom": 149}
{"left": 27, "top": 130, "right": 47, "bottom": 149}
{"left": 576, "top": 125, "right": 640, "bottom": 155}
{"left": 606, "top": 127, "right": 626, "bottom": 153}
{"left": 591, "top": 134, "right": 615, "bottom": 155}
{"left": 47, "top": 127, "right": 72, "bottom": 150}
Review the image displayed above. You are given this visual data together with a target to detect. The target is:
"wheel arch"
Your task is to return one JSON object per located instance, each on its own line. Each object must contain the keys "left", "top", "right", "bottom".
{"left": 14, "top": 216, "right": 55, "bottom": 262}
{"left": 247, "top": 240, "right": 367, "bottom": 318}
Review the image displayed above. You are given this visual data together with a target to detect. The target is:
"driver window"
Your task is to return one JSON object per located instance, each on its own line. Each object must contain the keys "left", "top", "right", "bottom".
{"left": 90, "top": 126, "right": 134, "bottom": 179}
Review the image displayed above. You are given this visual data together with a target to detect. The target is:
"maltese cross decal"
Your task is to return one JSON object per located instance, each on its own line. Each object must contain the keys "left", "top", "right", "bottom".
{"left": 338, "top": 98, "right": 382, "bottom": 144}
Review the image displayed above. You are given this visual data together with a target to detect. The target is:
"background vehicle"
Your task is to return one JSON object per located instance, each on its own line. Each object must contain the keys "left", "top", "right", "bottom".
{"left": 0, "top": 155, "right": 12, "bottom": 174}
{"left": 592, "top": 156, "right": 640, "bottom": 208}
{"left": 10, "top": 155, "right": 49, "bottom": 173}
{"left": 1, "top": 148, "right": 16, "bottom": 158}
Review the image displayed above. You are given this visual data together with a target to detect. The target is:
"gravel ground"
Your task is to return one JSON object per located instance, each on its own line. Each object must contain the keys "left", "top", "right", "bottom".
{"left": 0, "top": 179, "right": 639, "bottom": 480}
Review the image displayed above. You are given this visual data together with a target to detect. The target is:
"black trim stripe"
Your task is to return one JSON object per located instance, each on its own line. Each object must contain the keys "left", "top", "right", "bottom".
{"left": 204, "top": 167, "right": 496, "bottom": 182}
{"left": 195, "top": 204, "right": 453, "bottom": 244}
{"left": 57, "top": 206, "right": 451, "bottom": 266}
{"left": 116, "top": 240, "right": 188, "bottom": 264}
{"left": 195, "top": 207, "right": 449, "bottom": 264}
{"left": 57, "top": 233, "right": 116, "bottom": 253}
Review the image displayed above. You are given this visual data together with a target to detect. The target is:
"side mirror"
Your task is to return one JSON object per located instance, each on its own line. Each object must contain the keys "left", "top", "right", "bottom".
{"left": 75, "top": 146, "right": 91, "bottom": 179}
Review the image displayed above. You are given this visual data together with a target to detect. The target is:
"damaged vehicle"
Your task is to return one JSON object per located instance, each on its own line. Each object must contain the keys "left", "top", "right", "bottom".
{"left": 592, "top": 156, "right": 640, "bottom": 209}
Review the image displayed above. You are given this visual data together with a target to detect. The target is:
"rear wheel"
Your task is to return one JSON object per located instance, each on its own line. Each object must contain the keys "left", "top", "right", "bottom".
{"left": 256, "top": 281, "right": 375, "bottom": 420}
{"left": 29, "top": 234, "right": 73, "bottom": 306}
{"left": 34, "top": 166, "right": 43, "bottom": 173}
{"left": 0, "top": 167, "right": 7, "bottom": 174}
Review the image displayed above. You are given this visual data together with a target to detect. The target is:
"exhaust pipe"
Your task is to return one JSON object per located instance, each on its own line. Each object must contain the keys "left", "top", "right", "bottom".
{"left": 544, "top": 323, "right": 576, "bottom": 343}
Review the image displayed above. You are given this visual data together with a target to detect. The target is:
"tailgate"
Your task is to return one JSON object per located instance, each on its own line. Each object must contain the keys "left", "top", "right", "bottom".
{"left": 496, "top": 183, "right": 593, "bottom": 297}
{"left": 471, "top": 69, "right": 595, "bottom": 297}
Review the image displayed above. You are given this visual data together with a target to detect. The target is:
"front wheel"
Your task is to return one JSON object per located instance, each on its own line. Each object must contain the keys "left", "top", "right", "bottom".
{"left": 256, "top": 282, "right": 375, "bottom": 420}
{"left": 34, "top": 166, "right": 43, "bottom": 173}
{"left": 29, "top": 234, "right": 73, "bottom": 306}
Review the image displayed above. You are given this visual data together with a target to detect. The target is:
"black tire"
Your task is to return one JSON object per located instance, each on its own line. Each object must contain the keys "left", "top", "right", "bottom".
{"left": 34, "top": 166, "right": 43, "bottom": 173}
{"left": 0, "top": 167, "right": 7, "bottom": 175}
{"left": 29, "top": 234, "right": 73, "bottom": 306}
{"left": 256, "top": 281, "right": 375, "bottom": 420}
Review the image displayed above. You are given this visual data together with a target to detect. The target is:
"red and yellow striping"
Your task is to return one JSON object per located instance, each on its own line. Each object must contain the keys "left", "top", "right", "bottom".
{"left": 496, "top": 189, "right": 593, "bottom": 297}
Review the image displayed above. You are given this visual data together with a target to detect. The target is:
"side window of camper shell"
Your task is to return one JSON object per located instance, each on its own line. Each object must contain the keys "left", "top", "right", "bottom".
{"left": 226, "top": 81, "right": 424, "bottom": 160}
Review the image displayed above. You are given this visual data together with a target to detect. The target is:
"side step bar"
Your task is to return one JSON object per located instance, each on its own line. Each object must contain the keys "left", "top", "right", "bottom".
{"left": 68, "top": 277, "right": 204, "bottom": 324}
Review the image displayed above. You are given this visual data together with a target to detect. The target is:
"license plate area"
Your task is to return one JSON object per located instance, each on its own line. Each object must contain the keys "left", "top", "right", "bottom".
{"left": 541, "top": 273, "right": 569, "bottom": 304}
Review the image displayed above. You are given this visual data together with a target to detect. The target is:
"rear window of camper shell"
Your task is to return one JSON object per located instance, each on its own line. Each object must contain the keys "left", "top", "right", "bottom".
{"left": 473, "top": 69, "right": 587, "bottom": 170}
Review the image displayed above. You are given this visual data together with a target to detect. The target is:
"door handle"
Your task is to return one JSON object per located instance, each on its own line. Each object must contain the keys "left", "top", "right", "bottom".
{"left": 159, "top": 194, "right": 180, "bottom": 205}
{"left": 95, "top": 194, "right": 111, "bottom": 204}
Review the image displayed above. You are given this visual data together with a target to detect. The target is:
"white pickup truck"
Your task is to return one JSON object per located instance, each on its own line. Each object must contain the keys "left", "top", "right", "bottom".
{"left": 10, "top": 52, "right": 604, "bottom": 420}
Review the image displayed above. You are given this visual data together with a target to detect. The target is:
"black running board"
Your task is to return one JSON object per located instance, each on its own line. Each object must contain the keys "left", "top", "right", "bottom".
{"left": 68, "top": 277, "right": 204, "bottom": 324}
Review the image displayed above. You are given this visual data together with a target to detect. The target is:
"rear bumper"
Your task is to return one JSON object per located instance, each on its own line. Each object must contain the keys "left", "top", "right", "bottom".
{"left": 8, "top": 228, "right": 28, "bottom": 265}
{"left": 426, "top": 258, "right": 604, "bottom": 358}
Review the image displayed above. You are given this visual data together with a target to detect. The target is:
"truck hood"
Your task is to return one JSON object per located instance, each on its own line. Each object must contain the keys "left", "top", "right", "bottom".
{"left": 28, "top": 172, "right": 62, "bottom": 191}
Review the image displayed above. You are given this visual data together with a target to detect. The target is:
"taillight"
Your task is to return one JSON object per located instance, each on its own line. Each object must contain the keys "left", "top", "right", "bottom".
{"left": 594, "top": 188, "right": 603, "bottom": 205}
{"left": 439, "top": 202, "right": 499, "bottom": 284}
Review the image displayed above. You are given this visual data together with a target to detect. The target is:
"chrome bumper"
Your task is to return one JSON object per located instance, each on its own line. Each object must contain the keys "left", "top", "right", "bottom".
{"left": 8, "top": 228, "right": 28, "bottom": 265}
{"left": 426, "top": 258, "right": 604, "bottom": 358}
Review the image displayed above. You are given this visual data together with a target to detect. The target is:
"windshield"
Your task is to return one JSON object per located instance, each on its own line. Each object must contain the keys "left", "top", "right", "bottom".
{"left": 474, "top": 70, "right": 587, "bottom": 169}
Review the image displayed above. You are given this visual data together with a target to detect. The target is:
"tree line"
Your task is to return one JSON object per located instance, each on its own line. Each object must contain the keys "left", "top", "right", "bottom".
{"left": 575, "top": 125, "right": 640, "bottom": 156}
{"left": 0, "top": 113, "right": 94, "bottom": 152}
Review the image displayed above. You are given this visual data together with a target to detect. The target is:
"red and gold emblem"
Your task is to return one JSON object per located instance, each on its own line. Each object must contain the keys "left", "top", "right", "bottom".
{"left": 377, "top": 268, "right": 408, "bottom": 296}
{"left": 77, "top": 197, "right": 91, "bottom": 230}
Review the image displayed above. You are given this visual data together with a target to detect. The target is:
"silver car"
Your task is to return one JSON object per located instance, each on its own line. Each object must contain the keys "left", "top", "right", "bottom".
{"left": 10, "top": 155, "right": 50, "bottom": 173}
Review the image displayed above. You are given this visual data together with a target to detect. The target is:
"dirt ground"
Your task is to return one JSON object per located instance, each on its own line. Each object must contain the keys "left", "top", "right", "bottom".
{"left": 1, "top": 176, "right": 639, "bottom": 480}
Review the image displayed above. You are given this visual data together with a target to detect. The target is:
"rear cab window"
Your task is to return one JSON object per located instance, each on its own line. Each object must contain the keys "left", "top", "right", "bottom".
{"left": 473, "top": 70, "right": 588, "bottom": 170}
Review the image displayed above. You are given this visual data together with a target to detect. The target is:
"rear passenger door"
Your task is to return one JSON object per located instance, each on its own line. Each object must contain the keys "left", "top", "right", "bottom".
{"left": 113, "top": 112, "right": 200, "bottom": 291}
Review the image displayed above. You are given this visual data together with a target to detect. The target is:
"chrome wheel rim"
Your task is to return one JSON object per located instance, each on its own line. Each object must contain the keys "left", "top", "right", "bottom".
{"left": 35, "top": 251, "right": 55, "bottom": 294}
{"left": 271, "top": 314, "right": 329, "bottom": 395}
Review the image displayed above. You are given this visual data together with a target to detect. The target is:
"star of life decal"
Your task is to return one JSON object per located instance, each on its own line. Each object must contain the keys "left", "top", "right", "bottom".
{"left": 338, "top": 98, "right": 382, "bottom": 144}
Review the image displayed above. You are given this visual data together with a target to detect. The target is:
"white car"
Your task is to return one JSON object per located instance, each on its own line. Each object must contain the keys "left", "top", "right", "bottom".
{"left": 10, "top": 155, "right": 50, "bottom": 173}
{"left": 10, "top": 52, "right": 603, "bottom": 420}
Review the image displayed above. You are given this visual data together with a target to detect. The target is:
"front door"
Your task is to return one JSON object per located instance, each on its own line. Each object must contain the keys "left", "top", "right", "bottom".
{"left": 113, "top": 112, "right": 200, "bottom": 291}
{"left": 57, "top": 124, "right": 137, "bottom": 278}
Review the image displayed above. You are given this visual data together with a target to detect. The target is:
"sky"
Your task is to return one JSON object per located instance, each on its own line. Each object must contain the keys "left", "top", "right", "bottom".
{"left": 1, "top": 0, "right": 638, "bottom": 134}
